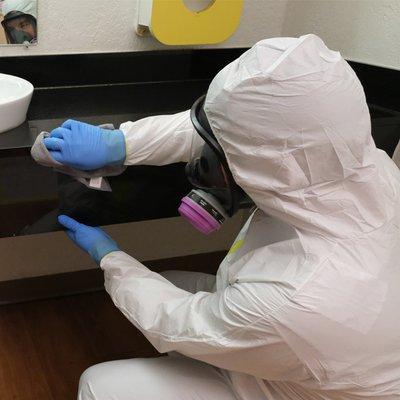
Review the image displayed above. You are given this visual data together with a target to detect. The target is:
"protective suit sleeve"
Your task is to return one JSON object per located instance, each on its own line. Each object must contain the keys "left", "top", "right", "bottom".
{"left": 119, "top": 110, "right": 204, "bottom": 166}
{"left": 100, "top": 251, "right": 279, "bottom": 374}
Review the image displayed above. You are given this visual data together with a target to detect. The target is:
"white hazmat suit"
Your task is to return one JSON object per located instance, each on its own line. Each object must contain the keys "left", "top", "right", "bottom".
{"left": 78, "top": 35, "right": 400, "bottom": 399}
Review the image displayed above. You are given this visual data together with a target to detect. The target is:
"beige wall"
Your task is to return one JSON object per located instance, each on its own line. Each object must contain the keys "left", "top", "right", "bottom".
{"left": 0, "top": 0, "right": 288, "bottom": 56}
{"left": 283, "top": 0, "right": 400, "bottom": 70}
{"left": 1, "top": 0, "right": 399, "bottom": 69}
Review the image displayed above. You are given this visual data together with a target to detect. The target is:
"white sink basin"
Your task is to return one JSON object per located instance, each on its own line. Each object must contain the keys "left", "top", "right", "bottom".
{"left": 0, "top": 73, "right": 34, "bottom": 133}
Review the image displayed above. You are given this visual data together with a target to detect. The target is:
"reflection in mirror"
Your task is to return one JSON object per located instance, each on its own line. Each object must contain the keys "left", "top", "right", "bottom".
{"left": 0, "top": 0, "right": 37, "bottom": 45}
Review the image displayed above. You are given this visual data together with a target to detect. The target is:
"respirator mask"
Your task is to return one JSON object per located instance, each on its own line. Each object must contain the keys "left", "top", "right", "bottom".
{"left": 179, "top": 95, "right": 252, "bottom": 234}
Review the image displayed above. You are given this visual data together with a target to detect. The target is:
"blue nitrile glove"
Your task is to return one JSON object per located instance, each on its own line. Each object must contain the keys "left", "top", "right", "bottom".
{"left": 43, "top": 119, "right": 126, "bottom": 170}
{"left": 58, "top": 215, "right": 119, "bottom": 264}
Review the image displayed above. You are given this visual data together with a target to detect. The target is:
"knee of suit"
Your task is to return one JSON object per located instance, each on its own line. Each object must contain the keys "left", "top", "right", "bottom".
{"left": 77, "top": 359, "right": 154, "bottom": 400}
{"left": 78, "top": 365, "right": 100, "bottom": 400}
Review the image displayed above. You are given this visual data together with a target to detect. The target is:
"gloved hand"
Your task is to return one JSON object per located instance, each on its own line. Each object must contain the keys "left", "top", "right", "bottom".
{"left": 43, "top": 119, "right": 126, "bottom": 170}
{"left": 58, "top": 215, "right": 119, "bottom": 264}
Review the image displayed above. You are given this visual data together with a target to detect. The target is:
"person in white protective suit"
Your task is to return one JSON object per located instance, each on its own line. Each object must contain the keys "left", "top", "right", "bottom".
{"left": 44, "top": 35, "right": 400, "bottom": 399}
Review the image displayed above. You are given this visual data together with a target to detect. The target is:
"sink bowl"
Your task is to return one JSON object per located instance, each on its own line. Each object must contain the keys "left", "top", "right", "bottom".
{"left": 0, "top": 73, "right": 33, "bottom": 134}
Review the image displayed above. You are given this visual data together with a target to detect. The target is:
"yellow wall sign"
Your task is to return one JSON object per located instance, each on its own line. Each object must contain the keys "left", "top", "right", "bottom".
{"left": 136, "top": 0, "right": 244, "bottom": 45}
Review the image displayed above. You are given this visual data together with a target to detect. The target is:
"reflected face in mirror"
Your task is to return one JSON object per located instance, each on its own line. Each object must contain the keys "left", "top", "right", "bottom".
{"left": 0, "top": 0, "right": 38, "bottom": 45}
{"left": 2, "top": 12, "right": 37, "bottom": 44}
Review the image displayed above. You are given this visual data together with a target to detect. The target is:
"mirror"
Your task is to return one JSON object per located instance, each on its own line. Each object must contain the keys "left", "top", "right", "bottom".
{"left": 0, "top": 0, "right": 37, "bottom": 45}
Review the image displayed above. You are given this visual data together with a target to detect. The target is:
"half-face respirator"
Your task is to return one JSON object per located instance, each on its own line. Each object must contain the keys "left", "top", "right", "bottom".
{"left": 179, "top": 95, "right": 252, "bottom": 234}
